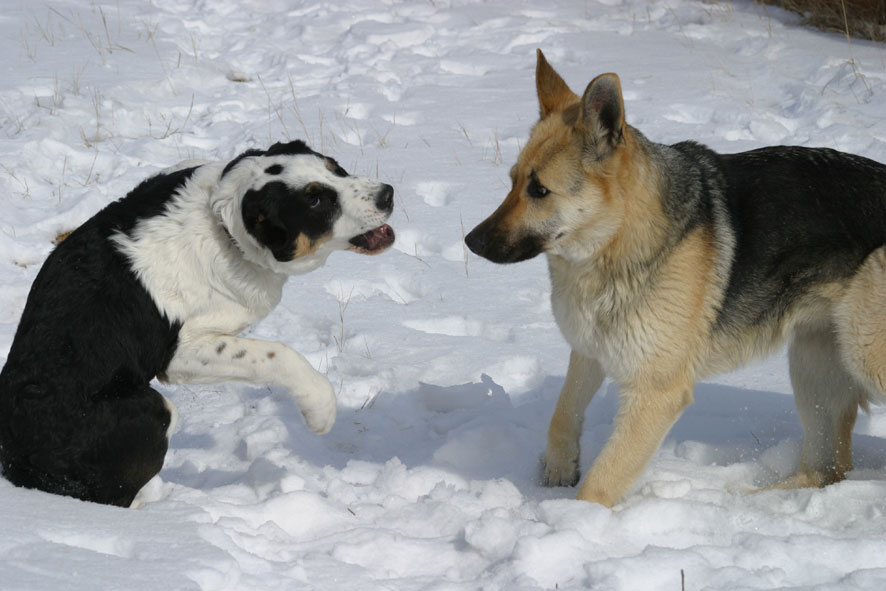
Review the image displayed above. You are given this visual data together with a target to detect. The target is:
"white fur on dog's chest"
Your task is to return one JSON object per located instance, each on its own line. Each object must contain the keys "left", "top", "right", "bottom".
{"left": 113, "top": 181, "right": 284, "bottom": 333}
{"left": 548, "top": 256, "right": 650, "bottom": 382}
{"left": 550, "top": 270, "right": 602, "bottom": 357}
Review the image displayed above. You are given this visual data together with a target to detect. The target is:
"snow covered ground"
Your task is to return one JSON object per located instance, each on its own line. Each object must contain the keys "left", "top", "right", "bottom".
{"left": 2, "top": 0, "right": 886, "bottom": 589}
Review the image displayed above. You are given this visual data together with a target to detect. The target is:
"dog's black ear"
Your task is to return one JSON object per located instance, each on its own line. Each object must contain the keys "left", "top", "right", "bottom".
{"left": 266, "top": 140, "right": 314, "bottom": 157}
{"left": 536, "top": 49, "right": 578, "bottom": 118}
{"left": 222, "top": 149, "right": 264, "bottom": 178}
{"left": 577, "top": 73, "right": 626, "bottom": 162}
{"left": 241, "top": 182, "right": 295, "bottom": 261}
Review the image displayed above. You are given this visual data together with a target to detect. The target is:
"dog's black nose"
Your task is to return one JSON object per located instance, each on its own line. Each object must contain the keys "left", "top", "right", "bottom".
{"left": 376, "top": 184, "right": 394, "bottom": 211}
{"left": 464, "top": 226, "right": 487, "bottom": 256}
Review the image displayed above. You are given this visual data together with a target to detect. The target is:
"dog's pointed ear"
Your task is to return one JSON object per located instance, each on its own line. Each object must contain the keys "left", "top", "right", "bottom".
{"left": 536, "top": 49, "right": 578, "bottom": 118}
{"left": 577, "top": 72, "right": 626, "bottom": 162}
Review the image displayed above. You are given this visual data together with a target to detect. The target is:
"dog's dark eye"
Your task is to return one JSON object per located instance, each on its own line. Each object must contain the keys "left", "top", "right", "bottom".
{"left": 527, "top": 173, "right": 549, "bottom": 199}
{"left": 304, "top": 183, "right": 336, "bottom": 209}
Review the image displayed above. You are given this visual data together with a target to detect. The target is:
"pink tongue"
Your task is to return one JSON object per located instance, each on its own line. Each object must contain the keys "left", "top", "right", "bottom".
{"left": 366, "top": 225, "right": 393, "bottom": 249}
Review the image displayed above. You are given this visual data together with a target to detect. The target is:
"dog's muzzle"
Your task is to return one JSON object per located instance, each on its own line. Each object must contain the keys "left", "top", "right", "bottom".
{"left": 465, "top": 221, "right": 543, "bottom": 264}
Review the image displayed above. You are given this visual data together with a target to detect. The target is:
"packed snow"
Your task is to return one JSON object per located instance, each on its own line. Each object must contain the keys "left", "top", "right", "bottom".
{"left": 2, "top": 0, "right": 886, "bottom": 589}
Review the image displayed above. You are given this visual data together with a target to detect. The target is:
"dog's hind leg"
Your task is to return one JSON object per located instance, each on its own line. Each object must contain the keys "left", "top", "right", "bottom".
{"left": 835, "top": 247, "right": 886, "bottom": 398}
{"left": 84, "top": 382, "right": 174, "bottom": 507}
{"left": 130, "top": 394, "right": 178, "bottom": 509}
{"left": 769, "top": 323, "right": 866, "bottom": 490}
{"left": 544, "top": 351, "right": 605, "bottom": 487}
{"left": 773, "top": 247, "right": 886, "bottom": 490}
{"left": 2, "top": 380, "right": 172, "bottom": 507}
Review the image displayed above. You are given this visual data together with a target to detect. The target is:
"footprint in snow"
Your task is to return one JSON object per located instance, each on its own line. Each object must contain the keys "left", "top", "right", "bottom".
{"left": 415, "top": 181, "right": 452, "bottom": 207}
{"left": 402, "top": 315, "right": 513, "bottom": 342}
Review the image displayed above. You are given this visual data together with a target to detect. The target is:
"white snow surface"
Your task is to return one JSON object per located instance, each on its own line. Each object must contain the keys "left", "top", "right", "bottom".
{"left": 2, "top": 1, "right": 886, "bottom": 589}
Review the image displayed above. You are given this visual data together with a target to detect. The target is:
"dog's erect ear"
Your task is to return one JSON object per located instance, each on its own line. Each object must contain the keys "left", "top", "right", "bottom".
{"left": 241, "top": 182, "right": 294, "bottom": 261}
{"left": 577, "top": 72, "right": 626, "bottom": 162}
{"left": 536, "top": 49, "right": 578, "bottom": 118}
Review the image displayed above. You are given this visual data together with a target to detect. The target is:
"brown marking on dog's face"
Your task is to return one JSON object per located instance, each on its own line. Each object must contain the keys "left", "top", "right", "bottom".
{"left": 292, "top": 231, "right": 333, "bottom": 259}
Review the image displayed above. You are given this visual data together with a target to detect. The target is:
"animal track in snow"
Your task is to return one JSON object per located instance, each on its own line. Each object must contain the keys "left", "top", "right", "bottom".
{"left": 391, "top": 227, "right": 443, "bottom": 258}
{"left": 481, "top": 355, "right": 543, "bottom": 395}
{"left": 402, "top": 315, "right": 513, "bottom": 342}
{"left": 439, "top": 60, "right": 490, "bottom": 77}
{"left": 415, "top": 181, "right": 452, "bottom": 207}
{"left": 40, "top": 530, "right": 135, "bottom": 558}
{"left": 663, "top": 103, "right": 714, "bottom": 125}
{"left": 325, "top": 275, "right": 428, "bottom": 306}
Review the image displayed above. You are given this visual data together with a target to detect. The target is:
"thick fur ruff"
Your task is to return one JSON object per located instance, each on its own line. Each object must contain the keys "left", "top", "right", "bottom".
{"left": 466, "top": 50, "right": 886, "bottom": 507}
{"left": 0, "top": 140, "right": 395, "bottom": 507}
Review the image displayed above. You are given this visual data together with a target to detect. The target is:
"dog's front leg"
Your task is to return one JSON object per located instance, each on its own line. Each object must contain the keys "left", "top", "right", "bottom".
{"left": 544, "top": 351, "right": 605, "bottom": 487}
{"left": 576, "top": 382, "right": 693, "bottom": 507}
{"left": 162, "top": 335, "right": 336, "bottom": 434}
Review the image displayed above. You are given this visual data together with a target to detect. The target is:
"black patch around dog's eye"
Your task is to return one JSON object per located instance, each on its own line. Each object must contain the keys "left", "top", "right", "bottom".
{"left": 527, "top": 172, "right": 550, "bottom": 199}
{"left": 304, "top": 183, "right": 339, "bottom": 209}
{"left": 242, "top": 181, "right": 342, "bottom": 262}
{"left": 265, "top": 164, "right": 284, "bottom": 175}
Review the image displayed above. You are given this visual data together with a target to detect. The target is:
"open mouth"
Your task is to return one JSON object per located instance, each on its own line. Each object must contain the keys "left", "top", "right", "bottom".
{"left": 348, "top": 224, "right": 395, "bottom": 255}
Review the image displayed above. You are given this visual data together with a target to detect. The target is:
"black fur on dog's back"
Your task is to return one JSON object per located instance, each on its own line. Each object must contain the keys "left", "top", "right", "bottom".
{"left": 650, "top": 140, "right": 886, "bottom": 333}
{"left": 0, "top": 168, "right": 191, "bottom": 506}
{"left": 715, "top": 146, "right": 886, "bottom": 331}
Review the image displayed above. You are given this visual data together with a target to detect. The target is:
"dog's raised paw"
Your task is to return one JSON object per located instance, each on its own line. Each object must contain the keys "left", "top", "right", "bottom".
{"left": 302, "top": 403, "right": 336, "bottom": 435}
{"left": 300, "top": 378, "right": 337, "bottom": 434}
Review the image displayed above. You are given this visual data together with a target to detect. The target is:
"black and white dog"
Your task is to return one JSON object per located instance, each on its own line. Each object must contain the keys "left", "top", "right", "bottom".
{"left": 0, "top": 140, "right": 395, "bottom": 507}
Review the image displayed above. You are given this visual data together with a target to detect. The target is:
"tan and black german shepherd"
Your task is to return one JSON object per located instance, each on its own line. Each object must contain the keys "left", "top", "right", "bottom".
{"left": 466, "top": 50, "right": 886, "bottom": 507}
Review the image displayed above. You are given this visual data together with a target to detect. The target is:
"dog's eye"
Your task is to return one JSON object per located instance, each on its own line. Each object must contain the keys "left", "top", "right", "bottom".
{"left": 306, "top": 187, "right": 322, "bottom": 208}
{"left": 527, "top": 174, "right": 549, "bottom": 199}
{"left": 305, "top": 183, "right": 334, "bottom": 209}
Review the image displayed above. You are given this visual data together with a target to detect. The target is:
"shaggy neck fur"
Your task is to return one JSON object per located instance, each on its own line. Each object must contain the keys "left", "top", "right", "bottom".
{"left": 114, "top": 163, "right": 287, "bottom": 328}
